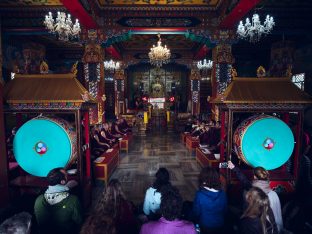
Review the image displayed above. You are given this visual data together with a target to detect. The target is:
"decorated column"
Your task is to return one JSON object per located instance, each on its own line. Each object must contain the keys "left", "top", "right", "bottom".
{"left": 190, "top": 69, "right": 201, "bottom": 116}
{"left": 211, "top": 30, "right": 236, "bottom": 120}
{"left": 82, "top": 40, "right": 105, "bottom": 124}
{"left": 114, "top": 69, "right": 125, "bottom": 117}
{"left": 0, "top": 18, "right": 9, "bottom": 208}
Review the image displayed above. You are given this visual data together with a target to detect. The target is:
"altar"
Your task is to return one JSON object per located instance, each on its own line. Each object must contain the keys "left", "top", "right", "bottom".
{"left": 148, "top": 97, "right": 166, "bottom": 109}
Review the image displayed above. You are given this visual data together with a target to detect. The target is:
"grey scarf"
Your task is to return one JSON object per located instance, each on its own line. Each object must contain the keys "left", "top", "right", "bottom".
{"left": 252, "top": 180, "right": 272, "bottom": 194}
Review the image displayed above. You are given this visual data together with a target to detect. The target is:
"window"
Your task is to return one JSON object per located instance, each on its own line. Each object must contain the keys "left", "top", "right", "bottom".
{"left": 292, "top": 73, "right": 305, "bottom": 90}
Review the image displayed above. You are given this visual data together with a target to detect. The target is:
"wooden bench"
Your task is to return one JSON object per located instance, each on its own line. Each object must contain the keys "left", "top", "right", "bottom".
{"left": 196, "top": 148, "right": 219, "bottom": 168}
{"left": 94, "top": 148, "right": 120, "bottom": 185}
{"left": 181, "top": 133, "right": 189, "bottom": 145}
{"left": 185, "top": 135, "right": 199, "bottom": 151}
{"left": 119, "top": 134, "right": 132, "bottom": 153}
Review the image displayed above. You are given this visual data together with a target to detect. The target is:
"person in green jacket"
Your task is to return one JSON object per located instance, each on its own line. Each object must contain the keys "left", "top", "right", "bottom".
{"left": 34, "top": 168, "right": 82, "bottom": 234}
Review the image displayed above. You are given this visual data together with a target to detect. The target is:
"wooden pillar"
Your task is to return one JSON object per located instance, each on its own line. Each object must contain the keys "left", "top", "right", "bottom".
{"left": 0, "top": 17, "right": 9, "bottom": 208}
{"left": 211, "top": 30, "right": 235, "bottom": 121}
{"left": 220, "top": 110, "right": 226, "bottom": 162}
{"left": 190, "top": 69, "right": 200, "bottom": 116}
{"left": 82, "top": 33, "right": 105, "bottom": 124}
{"left": 114, "top": 70, "right": 126, "bottom": 117}
{"left": 83, "top": 111, "right": 91, "bottom": 178}
{"left": 294, "top": 111, "right": 304, "bottom": 178}
{"left": 226, "top": 109, "right": 234, "bottom": 182}
{"left": 0, "top": 84, "right": 9, "bottom": 208}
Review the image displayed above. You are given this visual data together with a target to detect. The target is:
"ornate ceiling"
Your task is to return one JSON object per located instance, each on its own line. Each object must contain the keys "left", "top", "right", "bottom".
{"left": 118, "top": 34, "right": 198, "bottom": 51}
{"left": 96, "top": 0, "right": 221, "bottom": 6}
{"left": 0, "top": 0, "right": 62, "bottom": 6}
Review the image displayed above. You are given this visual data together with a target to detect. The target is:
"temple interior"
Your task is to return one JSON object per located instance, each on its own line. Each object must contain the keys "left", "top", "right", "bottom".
{"left": 0, "top": 1, "right": 312, "bottom": 234}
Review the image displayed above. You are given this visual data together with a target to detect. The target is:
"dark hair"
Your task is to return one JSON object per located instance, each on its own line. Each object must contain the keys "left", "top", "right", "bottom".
{"left": 198, "top": 167, "right": 221, "bottom": 190}
{"left": 160, "top": 185, "right": 183, "bottom": 221}
{"left": 153, "top": 168, "right": 170, "bottom": 192}
{"left": 253, "top": 167, "right": 269, "bottom": 181}
{"left": 47, "top": 168, "right": 66, "bottom": 186}
{"left": 0, "top": 212, "right": 32, "bottom": 234}
{"left": 80, "top": 203, "right": 116, "bottom": 234}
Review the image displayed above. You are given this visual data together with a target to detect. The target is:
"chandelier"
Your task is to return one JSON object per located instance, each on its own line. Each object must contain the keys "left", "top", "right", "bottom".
{"left": 104, "top": 59, "right": 120, "bottom": 71}
{"left": 43, "top": 12, "right": 81, "bottom": 41}
{"left": 148, "top": 34, "right": 171, "bottom": 67}
{"left": 197, "top": 59, "right": 213, "bottom": 70}
{"left": 237, "top": 14, "right": 275, "bottom": 43}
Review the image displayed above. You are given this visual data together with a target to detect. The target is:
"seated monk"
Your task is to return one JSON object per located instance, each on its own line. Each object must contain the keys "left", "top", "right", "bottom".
{"left": 90, "top": 127, "right": 110, "bottom": 156}
{"left": 100, "top": 124, "right": 117, "bottom": 148}
{"left": 118, "top": 118, "right": 132, "bottom": 133}
{"left": 191, "top": 123, "right": 204, "bottom": 137}
{"left": 103, "top": 123, "right": 118, "bottom": 144}
{"left": 111, "top": 121, "right": 126, "bottom": 137}
{"left": 107, "top": 122, "right": 122, "bottom": 138}
{"left": 199, "top": 125, "right": 212, "bottom": 145}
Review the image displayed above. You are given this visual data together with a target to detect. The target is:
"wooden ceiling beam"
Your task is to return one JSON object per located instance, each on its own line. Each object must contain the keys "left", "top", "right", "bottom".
{"left": 219, "top": 0, "right": 261, "bottom": 29}
{"left": 60, "top": 0, "right": 97, "bottom": 29}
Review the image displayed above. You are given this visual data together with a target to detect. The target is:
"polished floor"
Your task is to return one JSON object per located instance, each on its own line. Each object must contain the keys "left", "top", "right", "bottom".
{"left": 109, "top": 131, "right": 201, "bottom": 205}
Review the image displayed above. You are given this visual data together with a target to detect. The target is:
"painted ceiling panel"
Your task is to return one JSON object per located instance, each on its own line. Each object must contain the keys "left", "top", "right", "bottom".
{"left": 119, "top": 34, "right": 198, "bottom": 51}
{"left": 97, "top": 0, "right": 220, "bottom": 6}
{"left": 0, "top": 0, "right": 62, "bottom": 6}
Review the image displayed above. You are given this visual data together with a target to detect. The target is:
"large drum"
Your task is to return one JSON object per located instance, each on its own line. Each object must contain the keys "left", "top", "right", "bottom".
{"left": 233, "top": 115, "right": 294, "bottom": 170}
{"left": 13, "top": 116, "right": 77, "bottom": 177}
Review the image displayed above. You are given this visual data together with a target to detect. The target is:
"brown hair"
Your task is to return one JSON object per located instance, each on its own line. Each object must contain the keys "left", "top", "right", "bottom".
{"left": 253, "top": 167, "right": 269, "bottom": 181}
{"left": 242, "top": 187, "right": 272, "bottom": 234}
{"left": 97, "top": 179, "right": 126, "bottom": 217}
{"left": 198, "top": 167, "right": 221, "bottom": 190}
{"left": 80, "top": 203, "right": 116, "bottom": 234}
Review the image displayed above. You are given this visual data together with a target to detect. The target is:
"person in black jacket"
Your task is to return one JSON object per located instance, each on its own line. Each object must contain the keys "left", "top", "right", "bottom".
{"left": 240, "top": 187, "right": 278, "bottom": 234}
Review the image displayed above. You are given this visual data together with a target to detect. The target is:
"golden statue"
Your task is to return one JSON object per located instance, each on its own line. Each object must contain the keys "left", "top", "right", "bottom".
{"left": 286, "top": 64, "right": 292, "bottom": 78}
{"left": 71, "top": 61, "right": 78, "bottom": 76}
{"left": 151, "top": 76, "right": 165, "bottom": 98}
{"left": 257, "top": 66, "right": 266, "bottom": 78}
{"left": 231, "top": 67, "right": 237, "bottom": 79}
{"left": 40, "top": 61, "right": 49, "bottom": 74}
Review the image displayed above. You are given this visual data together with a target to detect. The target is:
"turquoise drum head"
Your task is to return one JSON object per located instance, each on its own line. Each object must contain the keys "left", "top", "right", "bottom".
{"left": 241, "top": 117, "right": 294, "bottom": 170}
{"left": 13, "top": 118, "right": 72, "bottom": 177}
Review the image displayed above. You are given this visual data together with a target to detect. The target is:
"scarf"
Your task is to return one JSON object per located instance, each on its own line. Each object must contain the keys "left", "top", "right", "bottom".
{"left": 252, "top": 180, "right": 272, "bottom": 194}
{"left": 44, "top": 184, "right": 69, "bottom": 205}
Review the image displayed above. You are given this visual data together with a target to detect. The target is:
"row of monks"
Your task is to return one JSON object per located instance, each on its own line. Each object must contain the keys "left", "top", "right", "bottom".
{"left": 185, "top": 119, "right": 222, "bottom": 153}
{"left": 90, "top": 118, "right": 132, "bottom": 156}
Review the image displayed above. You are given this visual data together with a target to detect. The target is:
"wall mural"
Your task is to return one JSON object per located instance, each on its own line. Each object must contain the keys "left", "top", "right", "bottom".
{"left": 3, "top": 41, "right": 46, "bottom": 77}
{"left": 97, "top": 0, "right": 220, "bottom": 6}
{"left": 117, "top": 17, "right": 201, "bottom": 27}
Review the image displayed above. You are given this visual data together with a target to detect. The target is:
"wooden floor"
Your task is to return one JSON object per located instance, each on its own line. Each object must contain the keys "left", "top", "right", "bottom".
{"left": 93, "top": 131, "right": 201, "bottom": 206}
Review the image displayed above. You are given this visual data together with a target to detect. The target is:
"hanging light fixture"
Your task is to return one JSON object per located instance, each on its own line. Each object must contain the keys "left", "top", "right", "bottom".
{"left": 104, "top": 59, "right": 120, "bottom": 71}
{"left": 148, "top": 34, "right": 171, "bottom": 67}
{"left": 43, "top": 12, "right": 81, "bottom": 41}
{"left": 237, "top": 14, "right": 275, "bottom": 43}
{"left": 197, "top": 59, "right": 213, "bottom": 70}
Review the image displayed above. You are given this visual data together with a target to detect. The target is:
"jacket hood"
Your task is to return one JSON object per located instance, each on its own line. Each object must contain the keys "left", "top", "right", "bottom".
{"left": 44, "top": 184, "right": 69, "bottom": 205}
{"left": 199, "top": 188, "right": 223, "bottom": 200}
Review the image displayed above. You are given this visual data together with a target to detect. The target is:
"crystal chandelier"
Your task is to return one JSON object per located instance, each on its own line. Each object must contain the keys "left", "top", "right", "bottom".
{"left": 104, "top": 59, "right": 120, "bottom": 71}
{"left": 197, "top": 59, "right": 213, "bottom": 70}
{"left": 148, "top": 34, "right": 171, "bottom": 67}
{"left": 237, "top": 14, "right": 275, "bottom": 43}
{"left": 43, "top": 12, "right": 81, "bottom": 41}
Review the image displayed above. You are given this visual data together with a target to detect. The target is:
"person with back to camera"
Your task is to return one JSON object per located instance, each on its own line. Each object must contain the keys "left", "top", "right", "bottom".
{"left": 81, "top": 179, "right": 137, "bottom": 234}
{"left": 191, "top": 166, "right": 227, "bottom": 234}
{"left": 140, "top": 185, "right": 196, "bottom": 234}
{"left": 143, "top": 167, "right": 171, "bottom": 220}
{"left": 34, "top": 167, "right": 82, "bottom": 234}
{"left": 227, "top": 161, "right": 283, "bottom": 232}
{"left": 240, "top": 187, "right": 278, "bottom": 234}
